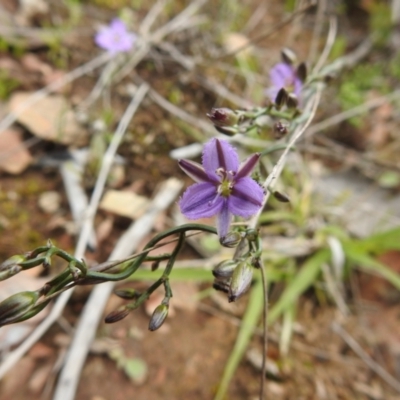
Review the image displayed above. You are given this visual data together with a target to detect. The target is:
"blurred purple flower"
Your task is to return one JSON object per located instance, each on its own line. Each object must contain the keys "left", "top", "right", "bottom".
{"left": 265, "top": 62, "right": 303, "bottom": 103}
{"left": 178, "top": 138, "right": 264, "bottom": 238}
{"left": 95, "top": 18, "right": 137, "bottom": 54}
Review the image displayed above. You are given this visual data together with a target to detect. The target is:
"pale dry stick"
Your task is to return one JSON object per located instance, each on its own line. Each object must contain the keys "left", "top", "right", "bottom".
{"left": 53, "top": 178, "right": 183, "bottom": 400}
{"left": 195, "top": 74, "right": 252, "bottom": 108}
{"left": 287, "top": 0, "right": 308, "bottom": 48}
{"left": 243, "top": 1, "right": 267, "bottom": 34}
{"left": 150, "top": 0, "right": 207, "bottom": 43}
{"left": 308, "top": 0, "right": 328, "bottom": 66}
{"left": 78, "top": 55, "right": 119, "bottom": 111}
{"left": 312, "top": 16, "right": 338, "bottom": 75}
{"left": 318, "top": 36, "right": 373, "bottom": 77}
{"left": 148, "top": 85, "right": 215, "bottom": 135}
{"left": 0, "top": 52, "right": 112, "bottom": 136}
{"left": 0, "top": 83, "right": 149, "bottom": 379}
{"left": 332, "top": 322, "right": 400, "bottom": 394}
{"left": 139, "top": 0, "right": 167, "bottom": 36}
{"left": 216, "top": 1, "right": 315, "bottom": 59}
{"left": 305, "top": 88, "right": 400, "bottom": 138}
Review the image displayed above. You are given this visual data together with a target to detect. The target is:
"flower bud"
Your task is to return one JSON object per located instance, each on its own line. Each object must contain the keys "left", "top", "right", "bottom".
{"left": 212, "top": 278, "right": 231, "bottom": 293}
{"left": 228, "top": 259, "right": 253, "bottom": 302}
{"left": 273, "top": 190, "right": 290, "bottom": 203}
{"left": 296, "top": 62, "right": 307, "bottom": 82}
{"left": 105, "top": 307, "right": 130, "bottom": 323}
{"left": 207, "top": 108, "right": 239, "bottom": 127}
{"left": 273, "top": 121, "right": 288, "bottom": 139}
{"left": 275, "top": 88, "right": 288, "bottom": 109}
{"left": 281, "top": 48, "right": 297, "bottom": 65}
{"left": 286, "top": 93, "right": 299, "bottom": 109}
{"left": 114, "top": 288, "right": 141, "bottom": 300}
{"left": 212, "top": 260, "right": 238, "bottom": 279}
{"left": 0, "top": 291, "right": 40, "bottom": 326}
{"left": 151, "top": 260, "right": 161, "bottom": 271}
{"left": 0, "top": 255, "right": 27, "bottom": 272}
{"left": 214, "top": 125, "right": 238, "bottom": 137}
{"left": 220, "top": 231, "right": 242, "bottom": 248}
{"left": 148, "top": 303, "right": 169, "bottom": 331}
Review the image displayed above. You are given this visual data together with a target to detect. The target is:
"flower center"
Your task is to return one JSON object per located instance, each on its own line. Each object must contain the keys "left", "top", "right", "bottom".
{"left": 216, "top": 168, "right": 235, "bottom": 197}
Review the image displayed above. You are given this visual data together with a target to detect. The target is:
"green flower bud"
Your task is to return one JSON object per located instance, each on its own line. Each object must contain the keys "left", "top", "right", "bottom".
{"left": 220, "top": 231, "right": 242, "bottom": 248}
{"left": 113, "top": 288, "right": 141, "bottom": 300}
{"left": 0, "top": 255, "right": 27, "bottom": 272}
{"left": 212, "top": 260, "right": 238, "bottom": 279}
{"left": 0, "top": 291, "right": 40, "bottom": 326}
{"left": 229, "top": 259, "right": 253, "bottom": 302}
{"left": 148, "top": 304, "right": 169, "bottom": 331}
{"left": 105, "top": 307, "right": 130, "bottom": 324}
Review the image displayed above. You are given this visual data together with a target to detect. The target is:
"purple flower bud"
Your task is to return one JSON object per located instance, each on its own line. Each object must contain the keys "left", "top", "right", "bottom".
{"left": 220, "top": 231, "right": 242, "bottom": 248}
{"left": 273, "top": 121, "right": 288, "bottom": 139}
{"left": 148, "top": 304, "right": 169, "bottom": 331}
{"left": 228, "top": 259, "right": 253, "bottom": 302}
{"left": 105, "top": 307, "right": 130, "bottom": 323}
{"left": 207, "top": 108, "right": 239, "bottom": 127}
{"left": 0, "top": 291, "right": 40, "bottom": 326}
{"left": 212, "top": 259, "right": 238, "bottom": 279}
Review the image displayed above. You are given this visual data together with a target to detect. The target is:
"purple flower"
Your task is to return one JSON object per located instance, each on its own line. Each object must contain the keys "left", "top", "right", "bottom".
{"left": 178, "top": 138, "right": 264, "bottom": 238}
{"left": 95, "top": 18, "right": 137, "bottom": 54}
{"left": 265, "top": 62, "right": 303, "bottom": 103}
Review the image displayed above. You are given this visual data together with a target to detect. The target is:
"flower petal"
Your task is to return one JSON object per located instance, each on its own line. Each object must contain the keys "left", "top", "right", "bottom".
{"left": 217, "top": 201, "right": 232, "bottom": 238}
{"left": 236, "top": 153, "right": 260, "bottom": 180}
{"left": 179, "top": 182, "right": 224, "bottom": 219}
{"left": 270, "top": 62, "right": 294, "bottom": 89}
{"left": 228, "top": 177, "right": 264, "bottom": 218}
{"left": 178, "top": 159, "right": 212, "bottom": 183}
{"left": 203, "top": 138, "right": 239, "bottom": 180}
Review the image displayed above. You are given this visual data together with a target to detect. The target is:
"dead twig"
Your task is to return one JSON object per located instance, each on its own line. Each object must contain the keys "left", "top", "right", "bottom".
{"left": 332, "top": 322, "right": 400, "bottom": 394}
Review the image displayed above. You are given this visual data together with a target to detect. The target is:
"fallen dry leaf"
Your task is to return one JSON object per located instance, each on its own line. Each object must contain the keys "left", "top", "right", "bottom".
{"left": 0, "top": 128, "right": 33, "bottom": 174}
{"left": 8, "top": 92, "right": 87, "bottom": 146}
{"left": 100, "top": 190, "right": 149, "bottom": 219}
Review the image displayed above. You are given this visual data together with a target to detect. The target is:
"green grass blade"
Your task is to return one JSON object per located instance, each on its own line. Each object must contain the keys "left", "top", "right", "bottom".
{"left": 267, "top": 249, "right": 330, "bottom": 325}
{"left": 214, "top": 278, "right": 264, "bottom": 400}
